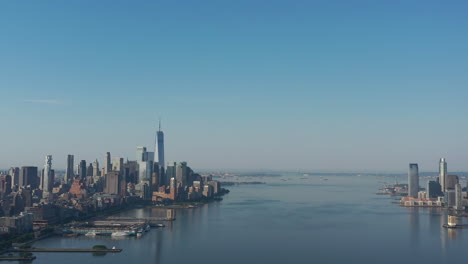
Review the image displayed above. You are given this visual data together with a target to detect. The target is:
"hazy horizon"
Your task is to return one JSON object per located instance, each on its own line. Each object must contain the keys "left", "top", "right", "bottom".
{"left": 1, "top": 1, "right": 468, "bottom": 171}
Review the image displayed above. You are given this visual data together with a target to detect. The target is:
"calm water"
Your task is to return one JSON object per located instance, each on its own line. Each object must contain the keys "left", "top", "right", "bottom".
{"left": 29, "top": 174, "right": 464, "bottom": 263}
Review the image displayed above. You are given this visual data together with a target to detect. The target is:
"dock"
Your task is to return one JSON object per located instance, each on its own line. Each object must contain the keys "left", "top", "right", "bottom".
{"left": 106, "top": 216, "right": 175, "bottom": 221}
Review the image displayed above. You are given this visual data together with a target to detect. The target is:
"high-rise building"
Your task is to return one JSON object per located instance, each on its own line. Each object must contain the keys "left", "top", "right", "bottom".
{"left": 176, "top": 162, "right": 188, "bottom": 187}
{"left": 9, "top": 167, "right": 20, "bottom": 187}
{"left": 439, "top": 158, "right": 447, "bottom": 192}
{"left": 0, "top": 174, "right": 12, "bottom": 196}
{"left": 105, "top": 152, "right": 112, "bottom": 175}
{"left": 92, "top": 159, "right": 100, "bottom": 177}
{"left": 408, "top": 163, "right": 419, "bottom": 198}
{"left": 427, "top": 181, "right": 442, "bottom": 198}
{"left": 112, "top": 157, "right": 124, "bottom": 173}
{"left": 446, "top": 175, "right": 459, "bottom": 190}
{"left": 155, "top": 120, "right": 165, "bottom": 169}
{"left": 104, "top": 171, "right": 120, "bottom": 195}
{"left": 41, "top": 155, "right": 53, "bottom": 196}
{"left": 136, "top": 147, "right": 147, "bottom": 163}
{"left": 65, "top": 154, "right": 74, "bottom": 184}
{"left": 166, "top": 162, "right": 176, "bottom": 186}
{"left": 79, "top": 160, "right": 87, "bottom": 179}
{"left": 455, "top": 183, "right": 463, "bottom": 210}
{"left": 19, "top": 166, "right": 38, "bottom": 188}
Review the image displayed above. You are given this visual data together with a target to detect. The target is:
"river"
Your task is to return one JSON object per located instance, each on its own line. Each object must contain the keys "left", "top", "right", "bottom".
{"left": 30, "top": 174, "right": 464, "bottom": 263}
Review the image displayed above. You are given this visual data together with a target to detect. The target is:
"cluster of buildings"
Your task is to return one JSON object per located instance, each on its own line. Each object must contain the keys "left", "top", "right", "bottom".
{"left": 0, "top": 123, "right": 223, "bottom": 235}
{"left": 401, "top": 158, "right": 465, "bottom": 210}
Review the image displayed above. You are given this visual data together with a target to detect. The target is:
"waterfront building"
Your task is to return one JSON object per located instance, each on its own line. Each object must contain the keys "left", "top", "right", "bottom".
{"left": 203, "top": 184, "right": 214, "bottom": 198}
{"left": 439, "top": 158, "right": 447, "bottom": 192}
{"left": 446, "top": 190, "right": 456, "bottom": 207}
{"left": 0, "top": 212, "right": 33, "bottom": 233}
{"left": 105, "top": 152, "right": 112, "bottom": 175}
{"left": 446, "top": 175, "right": 459, "bottom": 190}
{"left": 427, "top": 181, "right": 443, "bottom": 198}
{"left": 155, "top": 120, "right": 165, "bottom": 169}
{"left": 65, "top": 154, "right": 74, "bottom": 184}
{"left": 79, "top": 160, "right": 87, "bottom": 179}
{"left": 20, "top": 166, "right": 38, "bottom": 189}
{"left": 408, "top": 163, "right": 419, "bottom": 198}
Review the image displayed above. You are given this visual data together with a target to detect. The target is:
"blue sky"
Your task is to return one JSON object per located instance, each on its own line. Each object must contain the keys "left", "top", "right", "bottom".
{"left": 1, "top": 1, "right": 468, "bottom": 172}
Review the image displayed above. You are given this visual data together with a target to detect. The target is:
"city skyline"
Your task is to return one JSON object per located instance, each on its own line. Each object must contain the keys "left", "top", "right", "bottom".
{"left": 2, "top": 1, "right": 468, "bottom": 171}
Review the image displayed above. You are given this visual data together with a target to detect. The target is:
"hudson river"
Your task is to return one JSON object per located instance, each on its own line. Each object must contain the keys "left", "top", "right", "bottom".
{"left": 32, "top": 174, "right": 463, "bottom": 263}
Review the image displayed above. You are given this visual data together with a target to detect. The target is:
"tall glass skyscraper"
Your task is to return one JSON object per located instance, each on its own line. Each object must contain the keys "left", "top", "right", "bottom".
{"left": 439, "top": 158, "right": 447, "bottom": 192}
{"left": 408, "top": 163, "right": 419, "bottom": 198}
{"left": 42, "top": 155, "right": 53, "bottom": 197}
{"left": 65, "top": 154, "right": 74, "bottom": 184}
{"left": 155, "top": 121, "right": 165, "bottom": 169}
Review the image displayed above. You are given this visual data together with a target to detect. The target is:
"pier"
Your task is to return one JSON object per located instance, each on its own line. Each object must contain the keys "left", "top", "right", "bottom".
{"left": 106, "top": 216, "right": 175, "bottom": 222}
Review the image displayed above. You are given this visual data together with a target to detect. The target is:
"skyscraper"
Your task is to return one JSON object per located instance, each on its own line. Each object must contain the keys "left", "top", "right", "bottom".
{"left": 20, "top": 166, "right": 38, "bottom": 188}
{"left": 9, "top": 167, "right": 20, "bottom": 187}
{"left": 176, "top": 162, "right": 188, "bottom": 187}
{"left": 455, "top": 183, "right": 463, "bottom": 211}
{"left": 105, "top": 152, "right": 112, "bottom": 175}
{"left": 408, "top": 163, "right": 419, "bottom": 198}
{"left": 41, "top": 155, "right": 53, "bottom": 197}
{"left": 136, "top": 146, "right": 147, "bottom": 163}
{"left": 439, "top": 158, "right": 447, "bottom": 192}
{"left": 65, "top": 154, "right": 74, "bottom": 184}
{"left": 79, "top": 160, "right": 87, "bottom": 179}
{"left": 155, "top": 120, "right": 165, "bottom": 169}
{"left": 92, "top": 159, "right": 100, "bottom": 176}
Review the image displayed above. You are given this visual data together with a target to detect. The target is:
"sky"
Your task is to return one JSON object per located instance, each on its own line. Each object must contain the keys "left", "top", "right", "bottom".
{"left": 1, "top": 0, "right": 468, "bottom": 172}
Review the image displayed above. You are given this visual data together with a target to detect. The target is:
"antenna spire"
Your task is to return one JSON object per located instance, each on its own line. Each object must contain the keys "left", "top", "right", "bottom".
{"left": 158, "top": 117, "right": 161, "bottom": 131}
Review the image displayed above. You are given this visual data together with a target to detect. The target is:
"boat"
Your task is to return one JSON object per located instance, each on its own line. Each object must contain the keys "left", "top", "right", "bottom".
{"left": 111, "top": 232, "right": 130, "bottom": 237}
{"left": 154, "top": 223, "right": 165, "bottom": 228}
{"left": 85, "top": 232, "right": 97, "bottom": 236}
{"left": 145, "top": 225, "right": 151, "bottom": 232}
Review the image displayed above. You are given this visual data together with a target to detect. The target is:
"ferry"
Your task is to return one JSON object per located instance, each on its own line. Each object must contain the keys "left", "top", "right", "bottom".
{"left": 111, "top": 232, "right": 130, "bottom": 237}
{"left": 85, "top": 232, "right": 97, "bottom": 236}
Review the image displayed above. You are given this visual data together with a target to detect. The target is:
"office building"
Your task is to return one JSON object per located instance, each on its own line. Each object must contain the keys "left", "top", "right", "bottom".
{"left": 19, "top": 166, "right": 38, "bottom": 189}
{"left": 166, "top": 162, "right": 176, "bottom": 186}
{"left": 104, "top": 171, "right": 120, "bottom": 195}
{"left": 455, "top": 183, "right": 463, "bottom": 210}
{"left": 446, "top": 175, "right": 459, "bottom": 190}
{"left": 92, "top": 159, "right": 100, "bottom": 177}
{"left": 65, "top": 154, "right": 74, "bottom": 184}
{"left": 176, "top": 162, "right": 188, "bottom": 187}
{"left": 79, "top": 160, "right": 87, "bottom": 179}
{"left": 105, "top": 152, "right": 112, "bottom": 175}
{"left": 9, "top": 167, "right": 20, "bottom": 187}
{"left": 155, "top": 120, "right": 165, "bottom": 169}
{"left": 439, "top": 158, "right": 447, "bottom": 192}
{"left": 408, "top": 163, "right": 419, "bottom": 198}
{"left": 136, "top": 146, "right": 147, "bottom": 163}
{"left": 427, "top": 181, "right": 443, "bottom": 198}
{"left": 41, "top": 155, "right": 54, "bottom": 197}
{"left": 112, "top": 157, "right": 124, "bottom": 173}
